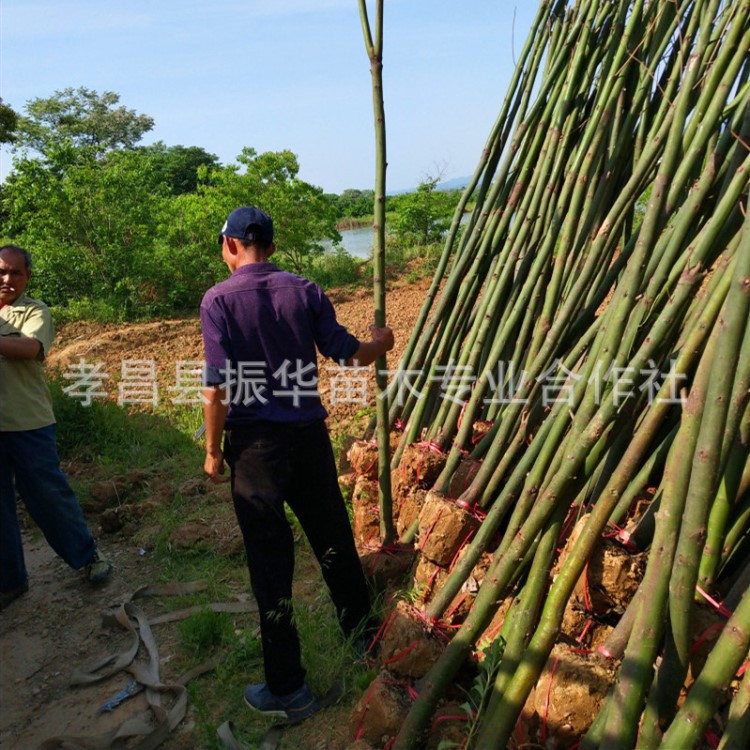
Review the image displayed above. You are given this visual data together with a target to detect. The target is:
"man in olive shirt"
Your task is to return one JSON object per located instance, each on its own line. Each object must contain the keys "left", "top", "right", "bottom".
{"left": 0, "top": 244, "right": 111, "bottom": 609}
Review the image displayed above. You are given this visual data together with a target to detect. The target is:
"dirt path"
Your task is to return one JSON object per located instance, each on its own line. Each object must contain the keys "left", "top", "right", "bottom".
{"left": 0, "top": 528, "right": 189, "bottom": 748}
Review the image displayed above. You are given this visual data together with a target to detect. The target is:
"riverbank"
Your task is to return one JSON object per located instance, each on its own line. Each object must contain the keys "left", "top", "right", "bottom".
{"left": 336, "top": 217, "right": 372, "bottom": 231}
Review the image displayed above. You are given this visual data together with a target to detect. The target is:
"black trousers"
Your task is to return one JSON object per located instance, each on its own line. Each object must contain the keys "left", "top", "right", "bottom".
{"left": 225, "top": 419, "right": 371, "bottom": 695}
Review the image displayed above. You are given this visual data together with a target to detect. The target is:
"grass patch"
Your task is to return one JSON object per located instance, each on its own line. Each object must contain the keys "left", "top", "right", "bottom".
{"left": 179, "top": 607, "right": 235, "bottom": 657}
{"left": 50, "top": 374, "right": 201, "bottom": 466}
{"left": 300, "top": 236, "right": 442, "bottom": 295}
{"left": 160, "top": 540, "right": 376, "bottom": 749}
{"left": 308, "top": 246, "right": 365, "bottom": 289}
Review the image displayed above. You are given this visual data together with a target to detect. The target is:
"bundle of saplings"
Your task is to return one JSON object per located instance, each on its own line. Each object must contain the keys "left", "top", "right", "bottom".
{"left": 350, "top": 0, "right": 750, "bottom": 747}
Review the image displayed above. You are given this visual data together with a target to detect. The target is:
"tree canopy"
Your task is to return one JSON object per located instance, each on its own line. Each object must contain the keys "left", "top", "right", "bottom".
{"left": 387, "top": 177, "right": 462, "bottom": 246}
{"left": 334, "top": 188, "right": 376, "bottom": 218}
{"left": 0, "top": 98, "right": 19, "bottom": 144}
{"left": 136, "top": 143, "right": 220, "bottom": 195}
{"left": 14, "top": 87, "right": 155, "bottom": 158}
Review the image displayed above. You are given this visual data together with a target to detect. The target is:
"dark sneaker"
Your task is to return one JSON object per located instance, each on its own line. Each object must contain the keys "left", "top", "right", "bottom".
{"left": 0, "top": 581, "right": 29, "bottom": 610}
{"left": 243, "top": 683, "right": 321, "bottom": 722}
{"left": 87, "top": 549, "right": 113, "bottom": 584}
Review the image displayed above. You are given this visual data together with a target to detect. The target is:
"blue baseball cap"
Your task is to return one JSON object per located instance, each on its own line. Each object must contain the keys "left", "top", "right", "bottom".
{"left": 218, "top": 206, "right": 274, "bottom": 246}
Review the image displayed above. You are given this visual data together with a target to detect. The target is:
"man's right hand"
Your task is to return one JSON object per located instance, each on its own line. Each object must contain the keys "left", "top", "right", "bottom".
{"left": 204, "top": 451, "right": 230, "bottom": 484}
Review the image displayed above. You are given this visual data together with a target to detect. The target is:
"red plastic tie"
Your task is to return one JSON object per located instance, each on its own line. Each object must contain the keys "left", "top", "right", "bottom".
{"left": 613, "top": 525, "right": 640, "bottom": 553}
{"left": 417, "top": 440, "right": 445, "bottom": 455}
{"left": 696, "top": 585, "right": 733, "bottom": 618}
{"left": 445, "top": 593, "right": 467, "bottom": 621}
{"left": 582, "top": 563, "right": 593, "bottom": 613}
{"left": 354, "top": 680, "right": 380, "bottom": 741}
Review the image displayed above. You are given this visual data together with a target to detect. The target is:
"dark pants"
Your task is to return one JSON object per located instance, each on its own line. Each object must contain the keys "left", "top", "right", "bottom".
{"left": 0, "top": 425, "right": 96, "bottom": 592}
{"left": 225, "top": 419, "right": 371, "bottom": 695}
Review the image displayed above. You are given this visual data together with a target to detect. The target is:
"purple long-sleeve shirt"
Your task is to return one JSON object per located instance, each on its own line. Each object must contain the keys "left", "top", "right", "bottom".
{"left": 200, "top": 263, "right": 360, "bottom": 425}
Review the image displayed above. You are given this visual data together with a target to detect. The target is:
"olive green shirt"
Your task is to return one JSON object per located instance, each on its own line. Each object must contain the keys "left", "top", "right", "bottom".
{"left": 0, "top": 294, "right": 56, "bottom": 431}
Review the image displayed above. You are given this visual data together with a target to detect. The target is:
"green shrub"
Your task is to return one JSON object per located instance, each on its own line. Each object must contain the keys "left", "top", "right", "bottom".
{"left": 51, "top": 298, "right": 125, "bottom": 324}
{"left": 307, "top": 247, "right": 364, "bottom": 288}
{"left": 49, "top": 375, "right": 129, "bottom": 459}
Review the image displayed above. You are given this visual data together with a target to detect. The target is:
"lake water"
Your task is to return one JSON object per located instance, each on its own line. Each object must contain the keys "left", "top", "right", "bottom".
{"left": 329, "top": 226, "right": 374, "bottom": 259}
{"left": 334, "top": 212, "right": 470, "bottom": 258}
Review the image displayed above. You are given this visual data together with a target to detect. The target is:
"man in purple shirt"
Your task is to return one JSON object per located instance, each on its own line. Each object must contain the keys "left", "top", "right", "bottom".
{"left": 200, "top": 206, "right": 393, "bottom": 723}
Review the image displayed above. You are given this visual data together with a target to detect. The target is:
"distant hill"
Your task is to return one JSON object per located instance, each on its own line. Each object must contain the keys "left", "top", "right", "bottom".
{"left": 435, "top": 175, "right": 471, "bottom": 191}
{"left": 387, "top": 175, "right": 470, "bottom": 196}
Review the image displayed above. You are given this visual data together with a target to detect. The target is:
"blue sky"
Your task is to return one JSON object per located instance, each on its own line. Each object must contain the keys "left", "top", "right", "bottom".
{"left": 0, "top": 1, "right": 536, "bottom": 194}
